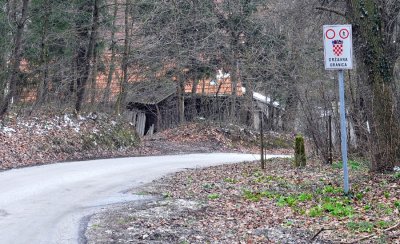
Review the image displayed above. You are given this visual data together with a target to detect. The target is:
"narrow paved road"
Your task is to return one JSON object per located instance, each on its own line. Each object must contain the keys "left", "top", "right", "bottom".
{"left": 0, "top": 153, "right": 289, "bottom": 244}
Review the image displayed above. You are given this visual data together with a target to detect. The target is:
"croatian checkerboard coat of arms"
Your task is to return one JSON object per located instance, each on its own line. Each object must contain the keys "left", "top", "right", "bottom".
{"left": 323, "top": 25, "right": 353, "bottom": 70}
{"left": 332, "top": 40, "right": 344, "bottom": 56}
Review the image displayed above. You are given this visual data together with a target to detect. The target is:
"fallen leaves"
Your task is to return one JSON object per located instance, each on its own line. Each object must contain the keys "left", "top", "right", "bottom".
{"left": 130, "top": 158, "right": 400, "bottom": 243}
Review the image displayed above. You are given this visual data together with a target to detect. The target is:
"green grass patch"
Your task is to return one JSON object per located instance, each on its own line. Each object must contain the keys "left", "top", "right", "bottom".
{"left": 243, "top": 190, "right": 262, "bottom": 202}
{"left": 348, "top": 221, "right": 393, "bottom": 233}
{"left": 252, "top": 171, "right": 264, "bottom": 177}
{"left": 364, "top": 204, "right": 372, "bottom": 211}
{"left": 322, "top": 185, "right": 343, "bottom": 195}
{"left": 377, "top": 203, "right": 393, "bottom": 215}
{"left": 243, "top": 190, "right": 280, "bottom": 202}
{"left": 332, "top": 160, "right": 365, "bottom": 170}
{"left": 297, "top": 193, "right": 313, "bottom": 201}
{"left": 277, "top": 195, "right": 297, "bottom": 207}
{"left": 394, "top": 201, "right": 400, "bottom": 209}
{"left": 321, "top": 201, "right": 353, "bottom": 217}
{"left": 223, "top": 177, "right": 238, "bottom": 184}
{"left": 384, "top": 191, "right": 390, "bottom": 199}
{"left": 207, "top": 193, "right": 220, "bottom": 200}
{"left": 376, "top": 220, "right": 393, "bottom": 229}
{"left": 308, "top": 197, "right": 353, "bottom": 218}
{"left": 355, "top": 192, "right": 364, "bottom": 200}
{"left": 348, "top": 221, "right": 374, "bottom": 233}
{"left": 309, "top": 205, "right": 324, "bottom": 217}
{"left": 282, "top": 220, "right": 294, "bottom": 227}
{"left": 260, "top": 190, "right": 279, "bottom": 199}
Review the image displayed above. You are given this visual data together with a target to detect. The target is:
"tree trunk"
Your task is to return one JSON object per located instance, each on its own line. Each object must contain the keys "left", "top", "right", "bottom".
{"left": 0, "top": 0, "right": 30, "bottom": 118}
{"left": 230, "top": 60, "right": 238, "bottom": 122}
{"left": 102, "top": 0, "right": 118, "bottom": 104}
{"left": 75, "top": 0, "right": 99, "bottom": 112}
{"left": 35, "top": 1, "right": 50, "bottom": 107}
{"left": 177, "top": 78, "right": 185, "bottom": 124}
{"left": 348, "top": 0, "right": 400, "bottom": 171}
{"left": 90, "top": 44, "right": 98, "bottom": 105}
{"left": 282, "top": 86, "right": 299, "bottom": 132}
{"left": 156, "top": 104, "right": 161, "bottom": 131}
{"left": 117, "top": 0, "right": 131, "bottom": 114}
{"left": 242, "top": 73, "right": 254, "bottom": 127}
{"left": 69, "top": 58, "right": 77, "bottom": 103}
{"left": 189, "top": 77, "right": 199, "bottom": 119}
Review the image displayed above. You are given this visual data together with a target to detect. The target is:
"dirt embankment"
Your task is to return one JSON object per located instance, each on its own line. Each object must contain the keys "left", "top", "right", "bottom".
{"left": 0, "top": 114, "right": 293, "bottom": 170}
{"left": 0, "top": 113, "right": 141, "bottom": 170}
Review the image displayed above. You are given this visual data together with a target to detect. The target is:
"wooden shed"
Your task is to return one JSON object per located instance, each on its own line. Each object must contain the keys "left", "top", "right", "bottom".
{"left": 125, "top": 80, "right": 178, "bottom": 137}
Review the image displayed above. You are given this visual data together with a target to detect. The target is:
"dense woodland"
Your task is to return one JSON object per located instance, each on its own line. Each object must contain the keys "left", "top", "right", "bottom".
{"left": 0, "top": 0, "right": 399, "bottom": 172}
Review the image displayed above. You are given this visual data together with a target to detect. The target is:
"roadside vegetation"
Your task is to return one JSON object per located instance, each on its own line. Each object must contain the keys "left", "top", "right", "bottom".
{"left": 134, "top": 158, "right": 400, "bottom": 243}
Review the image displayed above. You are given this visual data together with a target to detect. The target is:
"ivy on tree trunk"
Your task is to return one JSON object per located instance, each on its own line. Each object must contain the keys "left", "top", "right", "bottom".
{"left": 348, "top": 0, "right": 399, "bottom": 171}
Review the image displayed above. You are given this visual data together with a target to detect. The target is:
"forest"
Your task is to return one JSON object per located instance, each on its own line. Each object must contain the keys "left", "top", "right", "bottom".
{"left": 0, "top": 0, "right": 399, "bottom": 172}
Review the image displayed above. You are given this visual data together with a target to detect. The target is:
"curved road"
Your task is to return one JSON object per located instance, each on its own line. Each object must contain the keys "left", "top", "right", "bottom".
{"left": 0, "top": 153, "right": 289, "bottom": 244}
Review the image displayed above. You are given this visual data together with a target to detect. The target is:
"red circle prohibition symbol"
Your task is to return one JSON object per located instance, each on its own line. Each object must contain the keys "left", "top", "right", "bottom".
{"left": 339, "top": 28, "right": 350, "bottom": 39}
{"left": 325, "top": 29, "right": 335, "bottom": 39}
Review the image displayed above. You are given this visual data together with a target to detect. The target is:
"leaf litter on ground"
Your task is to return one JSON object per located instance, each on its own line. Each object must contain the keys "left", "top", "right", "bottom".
{"left": 99, "top": 158, "right": 400, "bottom": 243}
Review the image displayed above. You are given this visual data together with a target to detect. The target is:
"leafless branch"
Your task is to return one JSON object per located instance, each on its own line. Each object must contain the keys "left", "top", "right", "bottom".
{"left": 315, "top": 6, "right": 347, "bottom": 19}
{"left": 310, "top": 227, "right": 336, "bottom": 242}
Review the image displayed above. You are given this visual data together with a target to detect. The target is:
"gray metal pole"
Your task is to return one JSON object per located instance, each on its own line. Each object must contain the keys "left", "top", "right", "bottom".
{"left": 338, "top": 70, "right": 349, "bottom": 194}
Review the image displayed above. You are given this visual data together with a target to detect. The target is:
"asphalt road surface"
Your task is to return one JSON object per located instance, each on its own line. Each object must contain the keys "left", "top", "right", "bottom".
{"left": 0, "top": 153, "right": 289, "bottom": 244}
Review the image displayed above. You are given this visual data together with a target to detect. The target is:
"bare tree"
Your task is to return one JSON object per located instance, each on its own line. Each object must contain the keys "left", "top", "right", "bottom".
{"left": 317, "top": 0, "right": 400, "bottom": 171}
{"left": 75, "top": 0, "right": 100, "bottom": 113}
{"left": 0, "top": 0, "right": 30, "bottom": 118}
{"left": 102, "top": 0, "right": 119, "bottom": 104}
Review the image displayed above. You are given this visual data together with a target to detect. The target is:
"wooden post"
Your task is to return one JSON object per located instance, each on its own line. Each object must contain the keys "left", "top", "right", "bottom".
{"left": 260, "top": 111, "right": 265, "bottom": 169}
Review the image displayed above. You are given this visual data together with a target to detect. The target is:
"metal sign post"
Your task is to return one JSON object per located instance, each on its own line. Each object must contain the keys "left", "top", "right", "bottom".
{"left": 323, "top": 25, "right": 353, "bottom": 194}
{"left": 338, "top": 70, "right": 349, "bottom": 194}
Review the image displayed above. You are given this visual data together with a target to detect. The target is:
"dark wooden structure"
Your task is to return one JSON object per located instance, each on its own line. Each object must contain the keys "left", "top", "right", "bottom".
{"left": 125, "top": 81, "right": 178, "bottom": 136}
{"left": 126, "top": 80, "right": 283, "bottom": 137}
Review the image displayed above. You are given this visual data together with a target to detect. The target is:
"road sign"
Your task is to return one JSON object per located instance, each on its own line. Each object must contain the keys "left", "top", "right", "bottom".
{"left": 323, "top": 24, "right": 352, "bottom": 194}
{"left": 323, "top": 25, "right": 353, "bottom": 70}
{"left": 338, "top": 70, "right": 350, "bottom": 194}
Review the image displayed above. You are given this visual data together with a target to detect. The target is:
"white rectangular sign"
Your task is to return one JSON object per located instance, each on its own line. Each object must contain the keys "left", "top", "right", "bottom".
{"left": 323, "top": 25, "right": 353, "bottom": 70}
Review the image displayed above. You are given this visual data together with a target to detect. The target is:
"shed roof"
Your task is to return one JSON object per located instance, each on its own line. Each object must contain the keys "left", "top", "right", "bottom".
{"left": 126, "top": 80, "right": 176, "bottom": 105}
